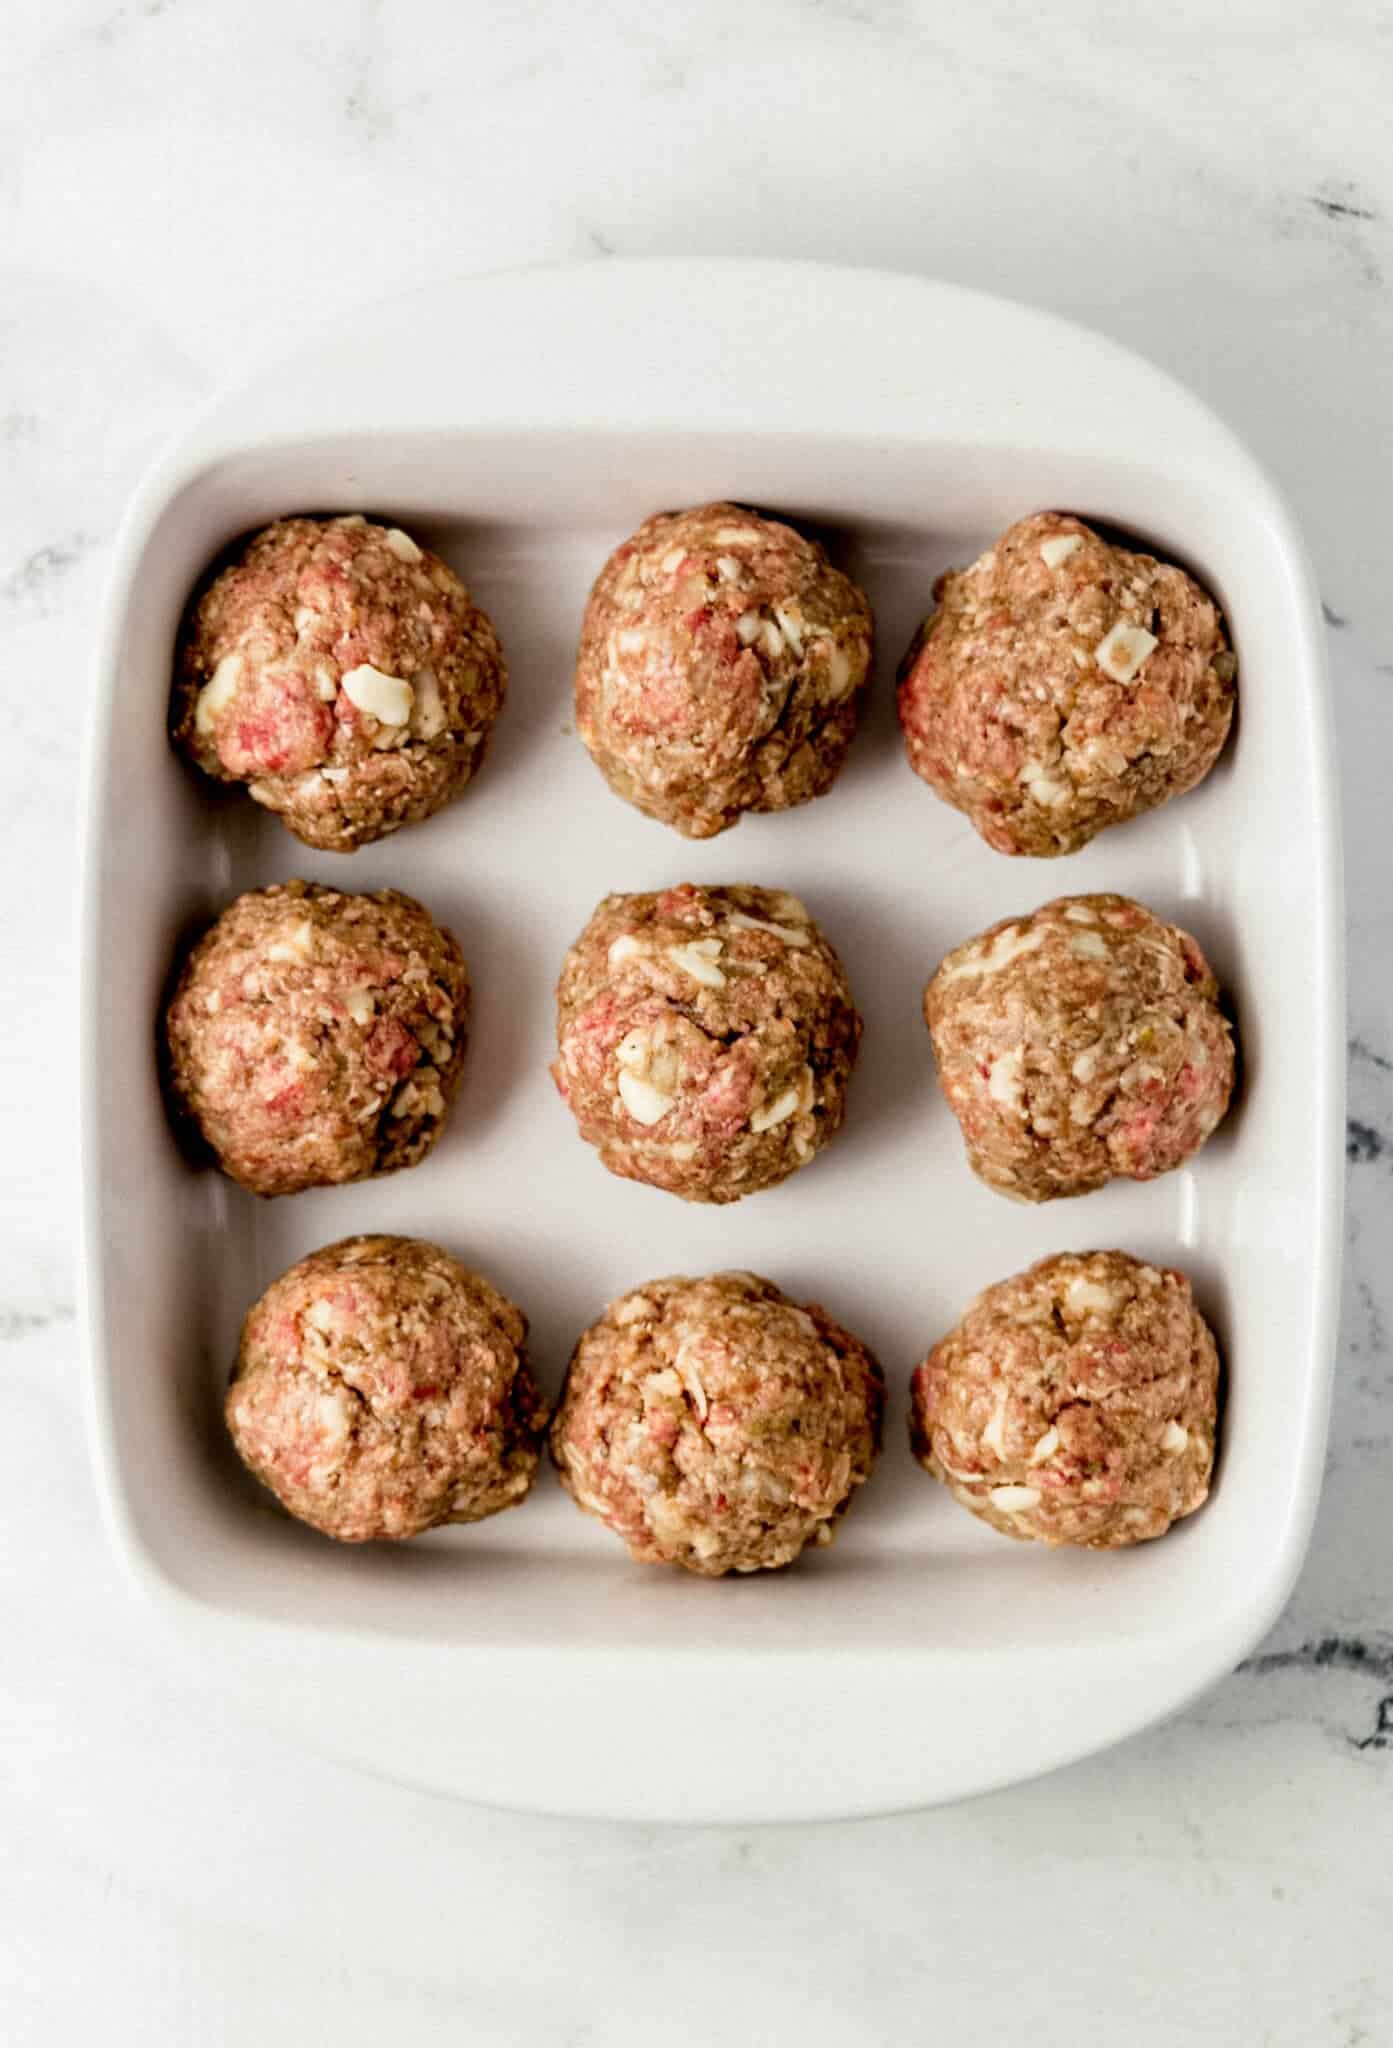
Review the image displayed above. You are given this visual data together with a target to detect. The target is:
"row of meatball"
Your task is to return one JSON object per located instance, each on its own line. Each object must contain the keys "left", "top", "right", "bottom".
{"left": 162, "top": 881, "right": 1236, "bottom": 1205}
{"left": 227, "top": 1237, "right": 1220, "bottom": 1569}
{"left": 170, "top": 502, "right": 1237, "bottom": 858}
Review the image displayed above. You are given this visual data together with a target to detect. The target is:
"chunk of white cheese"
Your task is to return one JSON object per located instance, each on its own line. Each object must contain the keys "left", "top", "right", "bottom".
{"left": 342, "top": 664, "right": 414, "bottom": 725}
{"left": 1094, "top": 620, "right": 1159, "bottom": 684}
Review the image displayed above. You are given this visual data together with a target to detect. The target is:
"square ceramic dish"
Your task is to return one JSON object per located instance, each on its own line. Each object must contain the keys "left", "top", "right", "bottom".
{"left": 79, "top": 261, "right": 1343, "bottom": 1822}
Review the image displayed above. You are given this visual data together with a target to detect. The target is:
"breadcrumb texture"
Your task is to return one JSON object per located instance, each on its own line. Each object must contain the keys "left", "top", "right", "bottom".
{"left": 164, "top": 881, "right": 469, "bottom": 1196}
{"left": 910, "top": 1250, "right": 1219, "bottom": 1548}
{"left": 575, "top": 502, "right": 873, "bottom": 838}
{"left": 227, "top": 1235, "right": 545, "bottom": 1543}
{"left": 897, "top": 512, "right": 1235, "bottom": 855}
{"left": 925, "top": 893, "right": 1235, "bottom": 1200}
{"left": 171, "top": 514, "right": 506, "bottom": 850}
{"left": 551, "top": 1271, "right": 883, "bottom": 1576}
{"left": 552, "top": 883, "right": 861, "bottom": 1203}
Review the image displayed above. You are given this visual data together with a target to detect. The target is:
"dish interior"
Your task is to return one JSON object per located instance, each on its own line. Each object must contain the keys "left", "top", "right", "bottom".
{"left": 92, "top": 426, "right": 1327, "bottom": 1664}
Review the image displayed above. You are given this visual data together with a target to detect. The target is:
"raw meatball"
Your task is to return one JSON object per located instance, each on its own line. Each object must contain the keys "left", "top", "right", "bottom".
{"left": 552, "top": 883, "right": 861, "bottom": 1203}
{"left": 897, "top": 512, "right": 1236, "bottom": 856}
{"left": 227, "top": 1235, "right": 545, "bottom": 1542}
{"left": 171, "top": 514, "right": 506, "bottom": 850}
{"left": 575, "top": 502, "right": 873, "bottom": 838}
{"left": 910, "top": 1250, "right": 1219, "bottom": 1547}
{"left": 164, "top": 881, "right": 469, "bottom": 1197}
{"left": 925, "top": 893, "right": 1235, "bottom": 1201}
{"left": 551, "top": 1271, "right": 883, "bottom": 1575}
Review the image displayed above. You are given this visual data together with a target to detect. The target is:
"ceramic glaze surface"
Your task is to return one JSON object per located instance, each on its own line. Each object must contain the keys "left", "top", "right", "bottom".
{"left": 81, "top": 263, "right": 1342, "bottom": 1825}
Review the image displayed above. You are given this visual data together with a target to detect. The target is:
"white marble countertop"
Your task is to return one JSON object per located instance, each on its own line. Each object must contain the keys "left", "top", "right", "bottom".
{"left": 3, "top": 1, "right": 1390, "bottom": 2040}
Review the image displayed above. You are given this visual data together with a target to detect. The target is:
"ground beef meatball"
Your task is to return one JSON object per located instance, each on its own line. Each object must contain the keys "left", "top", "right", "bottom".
{"left": 925, "top": 893, "right": 1235, "bottom": 1201}
{"left": 575, "top": 502, "right": 873, "bottom": 838}
{"left": 226, "top": 1235, "right": 546, "bottom": 1543}
{"left": 164, "top": 882, "right": 469, "bottom": 1197}
{"left": 897, "top": 512, "right": 1236, "bottom": 856}
{"left": 551, "top": 1271, "right": 883, "bottom": 1575}
{"left": 910, "top": 1250, "right": 1219, "bottom": 1547}
{"left": 551, "top": 883, "right": 861, "bottom": 1203}
{"left": 171, "top": 515, "right": 506, "bottom": 850}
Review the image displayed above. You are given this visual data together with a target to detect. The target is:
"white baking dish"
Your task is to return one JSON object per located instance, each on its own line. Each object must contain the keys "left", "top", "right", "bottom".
{"left": 79, "top": 261, "right": 1343, "bottom": 1822}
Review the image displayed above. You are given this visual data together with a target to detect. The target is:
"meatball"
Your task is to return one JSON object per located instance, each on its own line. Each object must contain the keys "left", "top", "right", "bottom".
{"left": 551, "top": 1271, "right": 883, "bottom": 1575}
{"left": 897, "top": 512, "right": 1236, "bottom": 856}
{"left": 164, "top": 882, "right": 469, "bottom": 1197}
{"left": 226, "top": 1235, "right": 545, "bottom": 1543}
{"left": 925, "top": 893, "right": 1235, "bottom": 1201}
{"left": 551, "top": 883, "right": 861, "bottom": 1203}
{"left": 910, "top": 1250, "right": 1219, "bottom": 1547}
{"left": 171, "top": 514, "right": 506, "bottom": 850}
{"left": 575, "top": 502, "right": 873, "bottom": 838}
